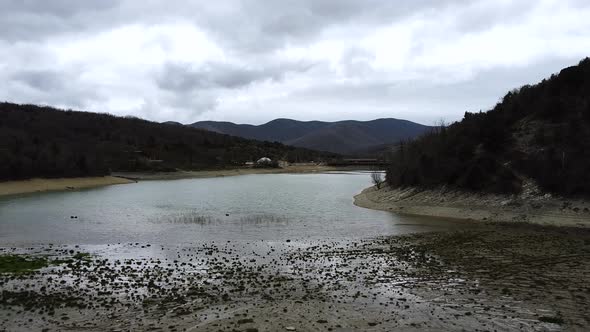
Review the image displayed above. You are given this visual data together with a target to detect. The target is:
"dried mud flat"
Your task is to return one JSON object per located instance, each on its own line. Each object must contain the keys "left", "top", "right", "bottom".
{"left": 1, "top": 224, "right": 589, "bottom": 331}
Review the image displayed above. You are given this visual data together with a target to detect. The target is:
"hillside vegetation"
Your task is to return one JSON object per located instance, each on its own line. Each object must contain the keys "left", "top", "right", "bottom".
{"left": 0, "top": 103, "right": 337, "bottom": 180}
{"left": 386, "top": 58, "right": 590, "bottom": 197}
{"left": 191, "top": 118, "right": 431, "bottom": 155}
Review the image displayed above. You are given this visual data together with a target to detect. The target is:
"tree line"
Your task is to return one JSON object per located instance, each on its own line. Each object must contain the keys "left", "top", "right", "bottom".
{"left": 0, "top": 103, "right": 338, "bottom": 180}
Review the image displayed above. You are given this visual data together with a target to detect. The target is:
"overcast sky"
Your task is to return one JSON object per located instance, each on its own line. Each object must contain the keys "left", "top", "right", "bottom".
{"left": 1, "top": 0, "right": 589, "bottom": 125}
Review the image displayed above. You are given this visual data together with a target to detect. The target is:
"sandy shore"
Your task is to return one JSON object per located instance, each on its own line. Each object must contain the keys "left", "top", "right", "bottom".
{"left": 0, "top": 165, "right": 362, "bottom": 197}
{"left": 354, "top": 185, "right": 590, "bottom": 227}
{"left": 0, "top": 176, "right": 135, "bottom": 197}
{"left": 112, "top": 165, "right": 361, "bottom": 180}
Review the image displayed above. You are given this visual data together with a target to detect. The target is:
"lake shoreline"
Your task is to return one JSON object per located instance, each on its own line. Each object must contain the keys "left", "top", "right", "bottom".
{"left": 354, "top": 185, "right": 590, "bottom": 228}
{"left": 0, "top": 165, "right": 365, "bottom": 197}
{"left": 0, "top": 176, "right": 135, "bottom": 197}
{"left": 111, "top": 165, "right": 364, "bottom": 181}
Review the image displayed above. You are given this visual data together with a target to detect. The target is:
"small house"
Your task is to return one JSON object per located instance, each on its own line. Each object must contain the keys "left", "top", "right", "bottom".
{"left": 256, "top": 157, "right": 272, "bottom": 165}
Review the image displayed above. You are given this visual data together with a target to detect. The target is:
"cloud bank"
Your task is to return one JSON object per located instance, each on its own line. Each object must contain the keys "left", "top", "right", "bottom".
{"left": 1, "top": 0, "right": 589, "bottom": 124}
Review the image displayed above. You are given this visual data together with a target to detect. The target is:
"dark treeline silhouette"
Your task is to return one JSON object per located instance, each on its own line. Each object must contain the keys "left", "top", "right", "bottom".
{"left": 0, "top": 103, "right": 338, "bottom": 180}
{"left": 387, "top": 58, "right": 590, "bottom": 196}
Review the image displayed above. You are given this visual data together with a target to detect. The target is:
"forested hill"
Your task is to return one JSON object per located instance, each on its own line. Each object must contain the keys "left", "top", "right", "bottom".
{"left": 0, "top": 103, "right": 338, "bottom": 180}
{"left": 386, "top": 58, "right": 590, "bottom": 197}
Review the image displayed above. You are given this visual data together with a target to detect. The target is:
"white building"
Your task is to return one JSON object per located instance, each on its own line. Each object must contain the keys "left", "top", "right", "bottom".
{"left": 256, "top": 157, "right": 272, "bottom": 165}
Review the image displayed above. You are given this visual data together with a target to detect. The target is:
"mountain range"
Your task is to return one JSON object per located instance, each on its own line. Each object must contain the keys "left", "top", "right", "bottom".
{"left": 190, "top": 118, "right": 431, "bottom": 155}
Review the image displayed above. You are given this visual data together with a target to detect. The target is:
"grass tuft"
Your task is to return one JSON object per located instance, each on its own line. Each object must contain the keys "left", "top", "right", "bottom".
{"left": 0, "top": 255, "right": 50, "bottom": 273}
{"left": 539, "top": 316, "right": 565, "bottom": 325}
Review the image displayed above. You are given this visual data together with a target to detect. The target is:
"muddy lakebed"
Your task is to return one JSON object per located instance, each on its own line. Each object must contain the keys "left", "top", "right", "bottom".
{"left": 0, "top": 172, "right": 589, "bottom": 331}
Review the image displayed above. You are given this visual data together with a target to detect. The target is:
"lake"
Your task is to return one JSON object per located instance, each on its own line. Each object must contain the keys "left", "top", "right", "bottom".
{"left": 3, "top": 172, "right": 570, "bottom": 332}
{"left": 0, "top": 171, "right": 463, "bottom": 246}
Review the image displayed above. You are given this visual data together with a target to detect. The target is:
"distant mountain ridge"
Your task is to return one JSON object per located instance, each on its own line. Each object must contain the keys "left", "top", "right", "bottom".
{"left": 190, "top": 118, "right": 431, "bottom": 154}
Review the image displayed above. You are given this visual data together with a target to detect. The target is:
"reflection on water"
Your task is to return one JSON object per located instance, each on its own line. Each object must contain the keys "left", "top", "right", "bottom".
{"left": 160, "top": 212, "right": 215, "bottom": 225}
{"left": 154, "top": 211, "right": 290, "bottom": 226}
{"left": 0, "top": 172, "right": 469, "bottom": 245}
{"left": 239, "top": 214, "right": 289, "bottom": 224}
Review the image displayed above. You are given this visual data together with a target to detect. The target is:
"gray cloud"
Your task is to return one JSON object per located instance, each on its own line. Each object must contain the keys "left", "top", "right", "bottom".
{"left": 11, "top": 69, "right": 65, "bottom": 92}
{"left": 192, "top": 1, "right": 468, "bottom": 54}
{"left": 0, "top": 0, "right": 121, "bottom": 41}
{"left": 156, "top": 61, "right": 314, "bottom": 91}
{"left": 286, "top": 56, "right": 582, "bottom": 124}
{"left": 4, "top": 70, "right": 103, "bottom": 110}
{"left": 0, "top": 1, "right": 463, "bottom": 52}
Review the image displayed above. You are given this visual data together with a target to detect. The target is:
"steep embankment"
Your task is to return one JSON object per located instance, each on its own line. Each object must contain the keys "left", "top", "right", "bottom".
{"left": 386, "top": 58, "right": 590, "bottom": 197}
{"left": 354, "top": 185, "right": 590, "bottom": 227}
{"left": 364, "top": 58, "right": 590, "bottom": 226}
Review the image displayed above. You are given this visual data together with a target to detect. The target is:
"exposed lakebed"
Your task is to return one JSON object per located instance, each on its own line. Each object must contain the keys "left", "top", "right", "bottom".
{"left": 0, "top": 172, "right": 588, "bottom": 331}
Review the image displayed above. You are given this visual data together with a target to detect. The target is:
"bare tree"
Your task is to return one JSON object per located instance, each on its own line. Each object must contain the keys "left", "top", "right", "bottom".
{"left": 433, "top": 118, "right": 448, "bottom": 135}
{"left": 371, "top": 171, "right": 384, "bottom": 189}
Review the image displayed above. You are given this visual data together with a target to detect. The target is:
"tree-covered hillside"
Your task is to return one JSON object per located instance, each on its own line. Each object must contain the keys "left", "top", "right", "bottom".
{"left": 386, "top": 58, "right": 590, "bottom": 196}
{"left": 0, "top": 103, "right": 338, "bottom": 180}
